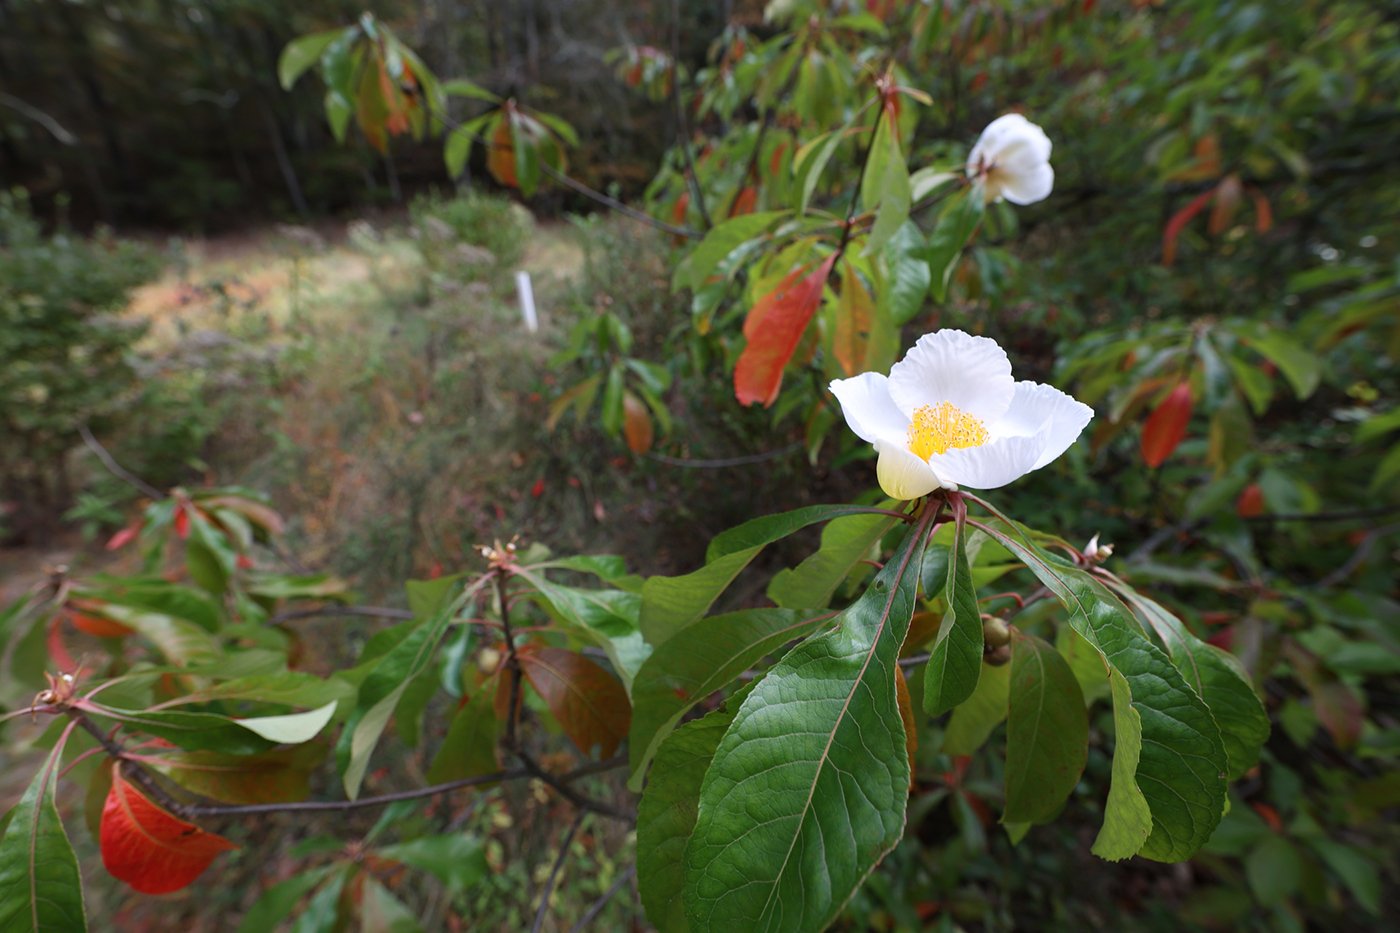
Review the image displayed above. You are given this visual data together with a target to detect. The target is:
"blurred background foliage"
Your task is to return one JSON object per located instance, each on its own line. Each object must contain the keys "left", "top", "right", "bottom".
{"left": 1, "top": 0, "right": 1397, "bottom": 930}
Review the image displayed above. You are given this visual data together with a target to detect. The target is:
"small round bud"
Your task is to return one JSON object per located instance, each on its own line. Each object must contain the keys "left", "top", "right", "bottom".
{"left": 477, "top": 646, "right": 503, "bottom": 674}
{"left": 984, "top": 643, "right": 1012, "bottom": 667}
{"left": 982, "top": 615, "right": 1011, "bottom": 648}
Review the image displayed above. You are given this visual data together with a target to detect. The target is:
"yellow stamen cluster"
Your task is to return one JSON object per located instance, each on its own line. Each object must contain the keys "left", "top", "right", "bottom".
{"left": 906, "top": 402, "right": 989, "bottom": 461}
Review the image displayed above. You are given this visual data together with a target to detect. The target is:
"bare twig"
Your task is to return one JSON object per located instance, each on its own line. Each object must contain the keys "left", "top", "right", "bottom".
{"left": 1242, "top": 505, "right": 1400, "bottom": 523}
{"left": 670, "top": 0, "right": 712, "bottom": 229}
{"left": 268, "top": 605, "right": 415, "bottom": 624}
{"left": 78, "top": 424, "right": 164, "bottom": 500}
{"left": 567, "top": 863, "right": 637, "bottom": 933}
{"left": 541, "top": 162, "right": 700, "bottom": 239}
{"left": 532, "top": 811, "right": 586, "bottom": 933}
{"left": 643, "top": 443, "right": 803, "bottom": 469}
{"left": 1319, "top": 521, "right": 1400, "bottom": 588}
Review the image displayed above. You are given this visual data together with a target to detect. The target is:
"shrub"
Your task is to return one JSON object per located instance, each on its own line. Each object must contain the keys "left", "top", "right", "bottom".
{"left": 0, "top": 189, "right": 159, "bottom": 540}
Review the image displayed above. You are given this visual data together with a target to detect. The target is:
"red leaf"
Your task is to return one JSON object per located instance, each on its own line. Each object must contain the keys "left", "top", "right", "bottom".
{"left": 517, "top": 645, "right": 631, "bottom": 757}
{"left": 531, "top": 478, "right": 546, "bottom": 498}
{"left": 1251, "top": 189, "right": 1273, "bottom": 233}
{"left": 106, "top": 523, "right": 141, "bottom": 551}
{"left": 1236, "top": 482, "right": 1265, "bottom": 518}
{"left": 173, "top": 504, "right": 190, "bottom": 540}
{"left": 1140, "top": 382, "right": 1193, "bottom": 468}
{"left": 101, "top": 766, "right": 236, "bottom": 894}
{"left": 621, "top": 392, "right": 654, "bottom": 454}
{"left": 734, "top": 254, "right": 836, "bottom": 407}
{"left": 1161, "top": 189, "right": 1215, "bottom": 266}
{"left": 1207, "top": 174, "right": 1243, "bottom": 235}
{"left": 47, "top": 615, "right": 77, "bottom": 671}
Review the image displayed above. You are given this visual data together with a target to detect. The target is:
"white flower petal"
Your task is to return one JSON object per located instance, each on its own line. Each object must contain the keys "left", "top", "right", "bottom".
{"left": 829, "top": 372, "right": 908, "bottom": 446}
{"left": 998, "top": 162, "right": 1054, "bottom": 206}
{"left": 927, "top": 430, "right": 1049, "bottom": 490}
{"left": 875, "top": 441, "right": 945, "bottom": 500}
{"left": 887, "top": 329, "right": 1015, "bottom": 421}
{"left": 968, "top": 114, "right": 1050, "bottom": 171}
{"left": 992, "top": 381, "right": 1093, "bottom": 469}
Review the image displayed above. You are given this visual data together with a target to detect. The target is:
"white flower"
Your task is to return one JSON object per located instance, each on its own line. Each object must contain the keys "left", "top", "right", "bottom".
{"left": 829, "top": 330, "right": 1093, "bottom": 499}
{"left": 967, "top": 114, "right": 1054, "bottom": 205}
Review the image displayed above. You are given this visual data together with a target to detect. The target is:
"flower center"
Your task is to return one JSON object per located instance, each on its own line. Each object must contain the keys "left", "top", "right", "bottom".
{"left": 906, "top": 402, "right": 989, "bottom": 460}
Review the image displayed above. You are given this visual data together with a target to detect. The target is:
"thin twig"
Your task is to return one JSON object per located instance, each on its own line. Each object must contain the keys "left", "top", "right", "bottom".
{"left": 78, "top": 424, "right": 164, "bottom": 500}
{"left": 643, "top": 442, "right": 802, "bottom": 468}
{"left": 532, "top": 811, "right": 586, "bottom": 933}
{"left": 268, "top": 605, "right": 415, "bottom": 624}
{"left": 1318, "top": 522, "right": 1400, "bottom": 588}
{"left": 541, "top": 162, "right": 699, "bottom": 239}
{"left": 670, "top": 0, "right": 712, "bottom": 229}
{"left": 567, "top": 863, "right": 637, "bottom": 933}
{"left": 1242, "top": 505, "right": 1400, "bottom": 523}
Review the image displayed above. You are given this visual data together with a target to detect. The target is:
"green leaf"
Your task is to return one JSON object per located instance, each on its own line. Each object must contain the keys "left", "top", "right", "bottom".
{"left": 441, "top": 78, "right": 499, "bottom": 102}
{"left": 234, "top": 700, "right": 338, "bottom": 745}
{"left": 864, "top": 135, "right": 911, "bottom": 258}
{"left": 628, "top": 609, "right": 826, "bottom": 789}
{"left": 637, "top": 686, "right": 752, "bottom": 933}
{"left": 1237, "top": 324, "right": 1322, "bottom": 399}
{"left": 278, "top": 29, "right": 343, "bottom": 90}
{"left": 377, "top": 834, "right": 488, "bottom": 894}
{"left": 1094, "top": 669, "right": 1153, "bottom": 860}
{"left": 1310, "top": 839, "right": 1381, "bottom": 915}
{"left": 359, "top": 877, "right": 423, "bottom": 933}
{"left": 427, "top": 689, "right": 499, "bottom": 784}
{"left": 1119, "top": 591, "right": 1269, "bottom": 779}
{"left": 190, "top": 672, "right": 353, "bottom": 710}
{"left": 80, "top": 602, "right": 217, "bottom": 666}
{"left": 1245, "top": 835, "right": 1302, "bottom": 904}
{"left": 793, "top": 129, "right": 847, "bottom": 215}
{"left": 979, "top": 522, "right": 1228, "bottom": 862}
{"left": 641, "top": 505, "right": 887, "bottom": 646}
{"left": 342, "top": 598, "right": 459, "bottom": 798}
{"left": 942, "top": 660, "right": 1009, "bottom": 755}
{"left": 922, "top": 508, "right": 982, "bottom": 716}
{"left": 513, "top": 571, "right": 648, "bottom": 688}
{"left": 924, "top": 187, "right": 984, "bottom": 302}
{"left": 238, "top": 865, "right": 336, "bottom": 933}
{"left": 767, "top": 512, "right": 897, "bottom": 610}
{"left": 84, "top": 705, "right": 276, "bottom": 755}
{"left": 291, "top": 864, "right": 351, "bottom": 933}
{"left": 880, "top": 222, "right": 931, "bottom": 326}
{"left": 682, "top": 515, "right": 928, "bottom": 930}
{"left": 0, "top": 747, "right": 87, "bottom": 933}
{"left": 1003, "top": 631, "right": 1088, "bottom": 824}
{"left": 674, "top": 212, "right": 787, "bottom": 292}
{"left": 1056, "top": 623, "right": 1110, "bottom": 705}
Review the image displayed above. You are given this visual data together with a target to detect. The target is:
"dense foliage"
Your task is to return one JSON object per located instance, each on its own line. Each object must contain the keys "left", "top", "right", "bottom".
{"left": 2, "top": 1, "right": 1397, "bottom": 931}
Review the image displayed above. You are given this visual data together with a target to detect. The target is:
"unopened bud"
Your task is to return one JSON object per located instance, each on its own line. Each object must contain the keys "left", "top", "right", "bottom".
{"left": 984, "top": 643, "right": 1012, "bottom": 666}
{"left": 477, "top": 646, "right": 503, "bottom": 674}
{"left": 1084, "top": 533, "right": 1114, "bottom": 564}
{"left": 982, "top": 615, "right": 1012, "bottom": 648}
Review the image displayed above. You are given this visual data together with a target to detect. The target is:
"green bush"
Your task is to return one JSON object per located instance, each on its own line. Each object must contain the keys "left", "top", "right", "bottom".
{"left": 0, "top": 189, "right": 159, "bottom": 540}
{"left": 408, "top": 189, "right": 531, "bottom": 284}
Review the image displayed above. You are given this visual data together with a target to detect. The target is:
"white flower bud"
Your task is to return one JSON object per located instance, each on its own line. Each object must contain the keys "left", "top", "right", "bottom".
{"left": 967, "top": 113, "right": 1054, "bottom": 206}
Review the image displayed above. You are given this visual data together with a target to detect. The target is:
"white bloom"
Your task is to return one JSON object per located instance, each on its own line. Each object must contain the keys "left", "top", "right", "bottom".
{"left": 967, "top": 114, "right": 1054, "bottom": 205}
{"left": 829, "top": 330, "right": 1092, "bottom": 499}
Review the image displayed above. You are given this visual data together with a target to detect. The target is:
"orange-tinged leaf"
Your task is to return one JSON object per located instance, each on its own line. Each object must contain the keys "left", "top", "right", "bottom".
{"left": 1161, "top": 190, "right": 1214, "bottom": 266}
{"left": 487, "top": 117, "right": 518, "bottom": 188}
{"left": 46, "top": 615, "right": 77, "bottom": 671}
{"left": 1251, "top": 189, "right": 1273, "bottom": 233}
{"left": 734, "top": 254, "right": 836, "bottom": 407}
{"left": 517, "top": 645, "right": 630, "bottom": 758}
{"left": 156, "top": 748, "right": 320, "bottom": 805}
{"left": 831, "top": 266, "right": 877, "bottom": 377}
{"left": 69, "top": 609, "right": 134, "bottom": 639}
{"left": 729, "top": 185, "right": 758, "bottom": 218}
{"left": 622, "top": 392, "right": 654, "bottom": 454}
{"left": 1141, "top": 382, "right": 1193, "bottom": 468}
{"left": 1236, "top": 482, "right": 1265, "bottom": 518}
{"left": 200, "top": 495, "right": 285, "bottom": 536}
{"left": 101, "top": 766, "right": 236, "bottom": 894}
{"left": 174, "top": 504, "right": 190, "bottom": 539}
{"left": 895, "top": 665, "right": 916, "bottom": 786}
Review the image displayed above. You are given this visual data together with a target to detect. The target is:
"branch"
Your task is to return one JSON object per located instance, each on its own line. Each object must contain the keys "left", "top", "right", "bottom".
{"left": 531, "top": 811, "right": 585, "bottom": 933}
{"left": 568, "top": 862, "right": 636, "bottom": 933}
{"left": 78, "top": 424, "right": 164, "bottom": 500}
{"left": 61, "top": 705, "right": 627, "bottom": 820}
{"left": 670, "top": 0, "right": 712, "bottom": 229}
{"left": 540, "top": 161, "right": 700, "bottom": 238}
{"left": 268, "top": 604, "right": 415, "bottom": 624}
